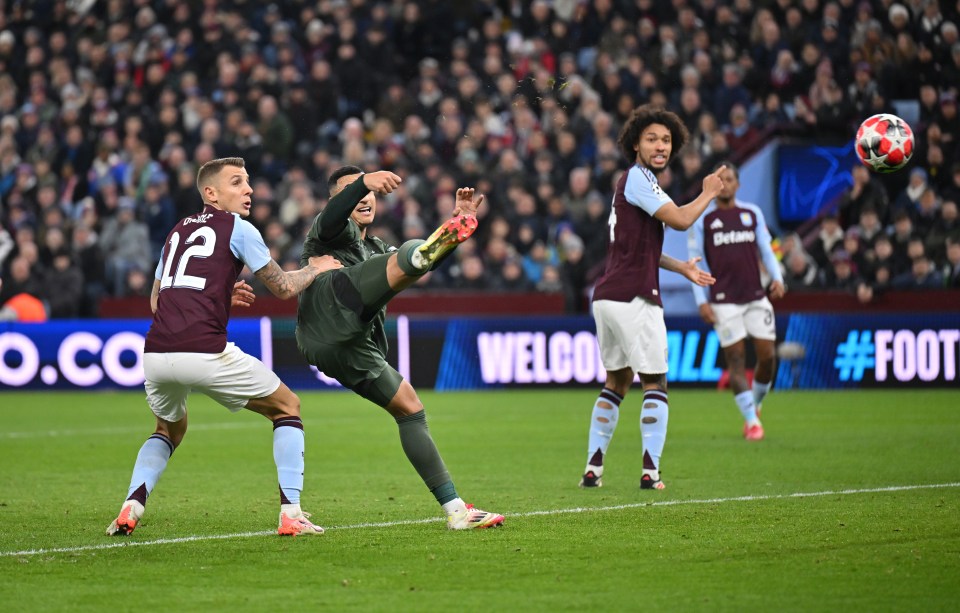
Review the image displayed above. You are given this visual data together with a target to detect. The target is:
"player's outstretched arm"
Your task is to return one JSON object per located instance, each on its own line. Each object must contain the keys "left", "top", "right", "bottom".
{"left": 318, "top": 171, "right": 402, "bottom": 240}
{"left": 254, "top": 255, "right": 342, "bottom": 299}
{"left": 452, "top": 187, "right": 484, "bottom": 216}
{"left": 654, "top": 166, "right": 725, "bottom": 231}
{"left": 659, "top": 254, "right": 716, "bottom": 287}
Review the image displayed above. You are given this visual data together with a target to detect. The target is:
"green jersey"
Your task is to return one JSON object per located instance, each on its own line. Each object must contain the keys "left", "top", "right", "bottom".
{"left": 295, "top": 176, "right": 410, "bottom": 406}
{"left": 297, "top": 209, "right": 395, "bottom": 349}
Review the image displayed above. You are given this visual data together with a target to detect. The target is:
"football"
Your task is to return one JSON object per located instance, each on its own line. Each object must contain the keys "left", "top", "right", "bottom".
{"left": 854, "top": 113, "right": 914, "bottom": 173}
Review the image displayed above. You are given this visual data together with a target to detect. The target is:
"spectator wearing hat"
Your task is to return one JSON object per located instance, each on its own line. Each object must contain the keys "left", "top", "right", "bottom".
{"left": 886, "top": 4, "right": 913, "bottom": 38}
{"left": 818, "top": 19, "right": 848, "bottom": 72}
{"left": 825, "top": 249, "right": 861, "bottom": 291}
{"left": 893, "top": 168, "right": 929, "bottom": 217}
{"left": 848, "top": 61, "right": 879, "bottom": 118}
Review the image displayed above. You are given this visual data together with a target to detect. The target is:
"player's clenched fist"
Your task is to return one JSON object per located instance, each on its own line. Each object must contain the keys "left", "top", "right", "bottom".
{"left": 362, "top": 171, "right": 402, "bottom": 194}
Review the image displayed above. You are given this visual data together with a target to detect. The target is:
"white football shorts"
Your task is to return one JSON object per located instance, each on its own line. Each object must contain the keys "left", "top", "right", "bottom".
{"left": 711, "top": 297, "right": 777, "bottom": 348}
{"left": 593, "top": 297, "right": 668, "bottom": 375}
{"left": 143, "top": 342, "right": 282, "bottom": 422}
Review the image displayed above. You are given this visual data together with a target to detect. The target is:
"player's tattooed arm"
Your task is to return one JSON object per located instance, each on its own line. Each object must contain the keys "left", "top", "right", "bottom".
{"left": 254, "top": 256, "right": 343, "bottom": 299}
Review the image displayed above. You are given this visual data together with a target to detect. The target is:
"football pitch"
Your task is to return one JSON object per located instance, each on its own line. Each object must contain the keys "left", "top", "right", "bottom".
{"left": 1, "top": 389, "right": 958, "bottom": 611}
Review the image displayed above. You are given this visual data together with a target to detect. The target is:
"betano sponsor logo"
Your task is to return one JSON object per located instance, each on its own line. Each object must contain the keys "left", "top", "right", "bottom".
{"left": 712, "top": 230, "right": 755, "bottom": 246}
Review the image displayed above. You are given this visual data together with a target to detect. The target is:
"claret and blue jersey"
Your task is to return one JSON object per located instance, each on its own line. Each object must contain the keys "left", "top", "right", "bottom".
{"left": 593, "top": 164, "right": 673, "bottom": 307}
{"left": 687, "top": 200, "right": 783, "bottom": 305}
{"left": 145, "top": 205, "right": 271, "bottom": 354}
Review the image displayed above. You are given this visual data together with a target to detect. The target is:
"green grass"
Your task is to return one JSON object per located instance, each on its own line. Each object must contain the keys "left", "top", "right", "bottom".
{"left": 1, "top": 389, "right": 959, "bottom": 611}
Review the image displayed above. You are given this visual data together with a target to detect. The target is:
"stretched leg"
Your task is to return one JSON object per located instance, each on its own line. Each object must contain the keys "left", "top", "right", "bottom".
{"left": 106, "top": 416, "right": 185, "bottom": 536}
{"left": 337, "top": 215, "right": 480, "bottom": 320}
{"left": 580, "top": 367, "right": 633, "bottom": 487}
{"left": 724, "top": 340, "right": 762, "bottom": 440}
{"left": 246, "top": 383, "right": 323, "bottom": 536}
{"left": 638, "top": 373, "right": 668, "bottom": 489}
{"left": 384, "top": 376, "right": 503, "bottom": 529}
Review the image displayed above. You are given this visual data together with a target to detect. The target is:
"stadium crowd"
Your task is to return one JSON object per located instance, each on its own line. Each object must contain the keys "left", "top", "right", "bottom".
{"left": 0, "top": 0, "right": 958, "bottom": 319}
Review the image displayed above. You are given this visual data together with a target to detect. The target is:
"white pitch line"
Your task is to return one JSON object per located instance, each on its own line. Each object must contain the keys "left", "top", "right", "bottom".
{"left": 3, "top": 482, "right": 958, "bottom": 559}
{"left": 0, "top": 422, "right": 262, "bottom": 440}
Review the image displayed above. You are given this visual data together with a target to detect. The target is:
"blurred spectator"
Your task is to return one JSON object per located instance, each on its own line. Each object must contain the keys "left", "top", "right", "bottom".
{"left": 724, "top": 103, "right": 760, "bottom": 155}
{"left": 72, "top": 223, "right": 105, "bottom": 318}
{"left": 889, "top": 210, "right": 914, "bottom": 266}
{"left": 40, "top": 252, "right": 83, "bottom": 318}
{"left": 942, "top": 237, "right": 960, "bottom": 287}
{"left": 853, "top": 206, "right": 886, "bottom": 248}
{"left": 99, "top": 197, "right": 152, "bottom": 295}
{"left": 892, "top": 255, "right": 943, "bottom": 290}
{"left": 927, "top": 200, "right": 960, "bottom": 262}
{"left": 824, "top": 249, "right": 861, "bottom": 292}
{"left": 558, "top": 230, "right": 589, "bottom": 313}
{"left": 0, "top": 254, "right": 43, "bottom": 306}
{"left": 808, "top": 214, "right": 845, "bottom": 270}
{"left": 842, "top": 227, "right": 870, "bottom": 278}
{"left": 870, "top": 234, "right": 907, "bottom": 278}
{"left": 452, "top": 255, "right": 490, "bottom": 291}
{"left": 893, "top": 167, "right": 929, "bottom": 216}
{"left": 781, "top": 249, "right": 822, "bottom": 291}
{"left": 839, "top": 164, "right": 890, "bottom": 227}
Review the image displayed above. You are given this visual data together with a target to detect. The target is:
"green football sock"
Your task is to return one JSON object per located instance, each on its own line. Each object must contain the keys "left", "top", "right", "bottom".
{"left": 395, "top": 410, "right": 457, "bottom": 504}
{"left": 396, "top": 239, "right": 428, "bottom": 276}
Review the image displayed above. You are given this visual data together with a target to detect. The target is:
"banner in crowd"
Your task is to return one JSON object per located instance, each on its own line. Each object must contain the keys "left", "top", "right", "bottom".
{"left": 1, "top": 314, "right": 957, "bottom": 390}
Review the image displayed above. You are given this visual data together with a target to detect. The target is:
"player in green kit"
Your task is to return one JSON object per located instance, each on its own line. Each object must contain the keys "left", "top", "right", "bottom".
{"left": 296, "top": 165, "right": 504, "bottom": 530}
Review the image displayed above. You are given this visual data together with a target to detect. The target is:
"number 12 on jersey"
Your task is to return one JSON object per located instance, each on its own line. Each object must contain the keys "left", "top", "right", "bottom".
{"left": 159, "top": 226, "right": 216, "bottom": 291}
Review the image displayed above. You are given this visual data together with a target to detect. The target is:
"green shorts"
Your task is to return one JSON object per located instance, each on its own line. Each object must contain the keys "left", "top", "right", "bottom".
{"left": 296, "top": 333, "right": 404, "bottom": 407}
{"left": 296, "top": 255, "right": 402, "bottom": 407}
